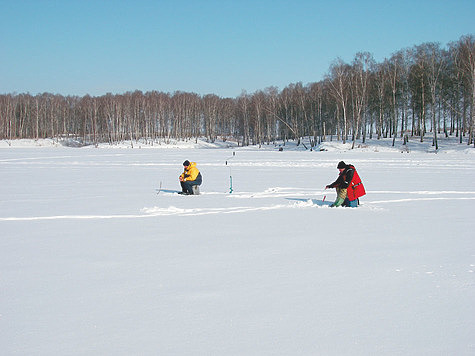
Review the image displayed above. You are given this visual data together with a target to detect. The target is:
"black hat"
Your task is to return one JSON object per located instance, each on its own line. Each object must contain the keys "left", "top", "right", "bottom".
{"left": 183, "top": 160, "right": 190, "bottom": 166}
{"left": 337, "top": 161, "right": 346, "bottom": 169}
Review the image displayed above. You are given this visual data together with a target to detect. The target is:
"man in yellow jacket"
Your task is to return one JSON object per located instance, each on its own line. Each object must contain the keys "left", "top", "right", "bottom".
{"left": 179, "top": 160, "right": 202, "bottom": 195}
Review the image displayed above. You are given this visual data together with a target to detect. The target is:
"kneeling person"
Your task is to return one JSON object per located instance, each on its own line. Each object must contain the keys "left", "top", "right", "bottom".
{"left": 325, "top": 161, "right": 365, "bottom": 207}
{"left": 179, "top": 160, "right": 202, "bottom": 195}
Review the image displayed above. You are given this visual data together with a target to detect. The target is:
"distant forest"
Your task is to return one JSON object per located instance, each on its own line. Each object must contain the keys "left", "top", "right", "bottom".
{"left": 1, "top": 34, "right": 474, "bottom": 149}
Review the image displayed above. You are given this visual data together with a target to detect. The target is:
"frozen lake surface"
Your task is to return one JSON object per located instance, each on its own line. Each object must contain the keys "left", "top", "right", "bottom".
{"left": 1, "top": 138, "right": 474, "bottom": 355}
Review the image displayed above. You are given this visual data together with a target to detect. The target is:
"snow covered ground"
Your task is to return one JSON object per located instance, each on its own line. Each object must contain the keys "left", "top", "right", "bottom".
{"left": 1, "top": 137, "right": 474, "bottom": 355}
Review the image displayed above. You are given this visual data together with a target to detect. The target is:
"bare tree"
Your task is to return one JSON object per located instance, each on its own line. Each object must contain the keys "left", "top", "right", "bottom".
{"left": 350, "top": 52, "right": 374, "bottom": 148}
{"left": 457, "top": 35, "right": 475, "bottom": 146}
{"left": 203, "top": 94, "right": 220, "bottom": 142}
{"left": 415, "top": 43, "right": 446, "bottom": 149}
{"left": 327, "top": 58, "right": 351, "bottom": 143}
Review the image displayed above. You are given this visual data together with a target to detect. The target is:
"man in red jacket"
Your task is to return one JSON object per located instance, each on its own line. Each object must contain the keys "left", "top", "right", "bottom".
{"left": 325, "top": 161, "right": 365, "bottom": 207}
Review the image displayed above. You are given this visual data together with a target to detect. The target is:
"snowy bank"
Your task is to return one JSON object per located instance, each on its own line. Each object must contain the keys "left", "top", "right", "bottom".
{"left": 1, "top": 136, "right": 474, "bottom": 154}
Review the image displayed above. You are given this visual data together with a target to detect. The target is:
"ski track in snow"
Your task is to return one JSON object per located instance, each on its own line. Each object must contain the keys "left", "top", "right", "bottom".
{"left": 2, "top": 187, "right": 474, "bottom": 221}
{"left": 0, "top": 201, "right": 316, "bottom": 221}
{"left": 367, "top": 197, "right": 475, "bottom": 204}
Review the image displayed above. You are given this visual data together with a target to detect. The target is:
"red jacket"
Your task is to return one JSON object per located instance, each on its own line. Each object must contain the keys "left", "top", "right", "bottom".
{"left": 346, "top": 165, "right": 366, "bottom": 201}
{"left": 328, "top": 164, "right": 366, "bottom": 201}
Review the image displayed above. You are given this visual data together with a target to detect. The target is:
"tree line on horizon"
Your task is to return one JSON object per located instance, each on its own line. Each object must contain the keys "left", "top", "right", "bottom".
{"left": 1, "top": 34, "right": 474, "bottom": 149}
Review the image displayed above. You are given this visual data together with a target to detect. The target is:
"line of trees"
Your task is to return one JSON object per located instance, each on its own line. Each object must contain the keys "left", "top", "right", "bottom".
{"left": 1, "top": 35, "right": 474, "bottom": 148}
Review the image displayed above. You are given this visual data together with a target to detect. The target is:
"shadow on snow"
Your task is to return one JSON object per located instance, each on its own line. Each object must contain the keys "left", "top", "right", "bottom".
{"left": 286, "top": 197, "right": 333, "bottom": 207}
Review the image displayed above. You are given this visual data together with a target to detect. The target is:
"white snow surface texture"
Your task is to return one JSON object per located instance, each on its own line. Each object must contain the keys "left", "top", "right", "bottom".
{"left": 1, "top": 137, "right": 474, "bottom": 355}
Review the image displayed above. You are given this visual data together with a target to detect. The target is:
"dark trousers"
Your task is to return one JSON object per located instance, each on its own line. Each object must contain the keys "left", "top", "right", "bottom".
{"left": 180, "top": 181, "right": 199, "bottom": 194}
{"left": 180, "top": 172, "right": 202, "bottom": 194}
{"left": 343, "top": 197, "right": 359, "bottom": 207}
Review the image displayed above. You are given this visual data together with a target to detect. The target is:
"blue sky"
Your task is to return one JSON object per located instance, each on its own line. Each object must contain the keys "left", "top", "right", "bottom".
{"left": 1, "top": 0, "right": 474, "bottom": 98}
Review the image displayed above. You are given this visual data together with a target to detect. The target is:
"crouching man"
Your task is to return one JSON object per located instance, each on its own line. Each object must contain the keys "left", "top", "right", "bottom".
{"left": 179, "top": 160, "right": 202, "bottom": 195}
{"left": 325, "top": 161, "right": 365, "bottom": 207}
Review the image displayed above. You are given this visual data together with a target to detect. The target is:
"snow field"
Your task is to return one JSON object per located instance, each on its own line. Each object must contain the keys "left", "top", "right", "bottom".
{"left": 1, "top": 140, "right": 474, "bottom": 355}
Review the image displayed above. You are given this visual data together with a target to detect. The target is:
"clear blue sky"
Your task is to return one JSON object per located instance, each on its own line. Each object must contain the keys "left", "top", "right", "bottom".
{"left": 1, "top": 0, "right": 474, "bottom": 98}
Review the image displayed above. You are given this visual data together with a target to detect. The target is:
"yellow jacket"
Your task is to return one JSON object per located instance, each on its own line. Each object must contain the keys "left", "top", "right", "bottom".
{"left": 180, "top": 162, "right": 200, "bottom": 181}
